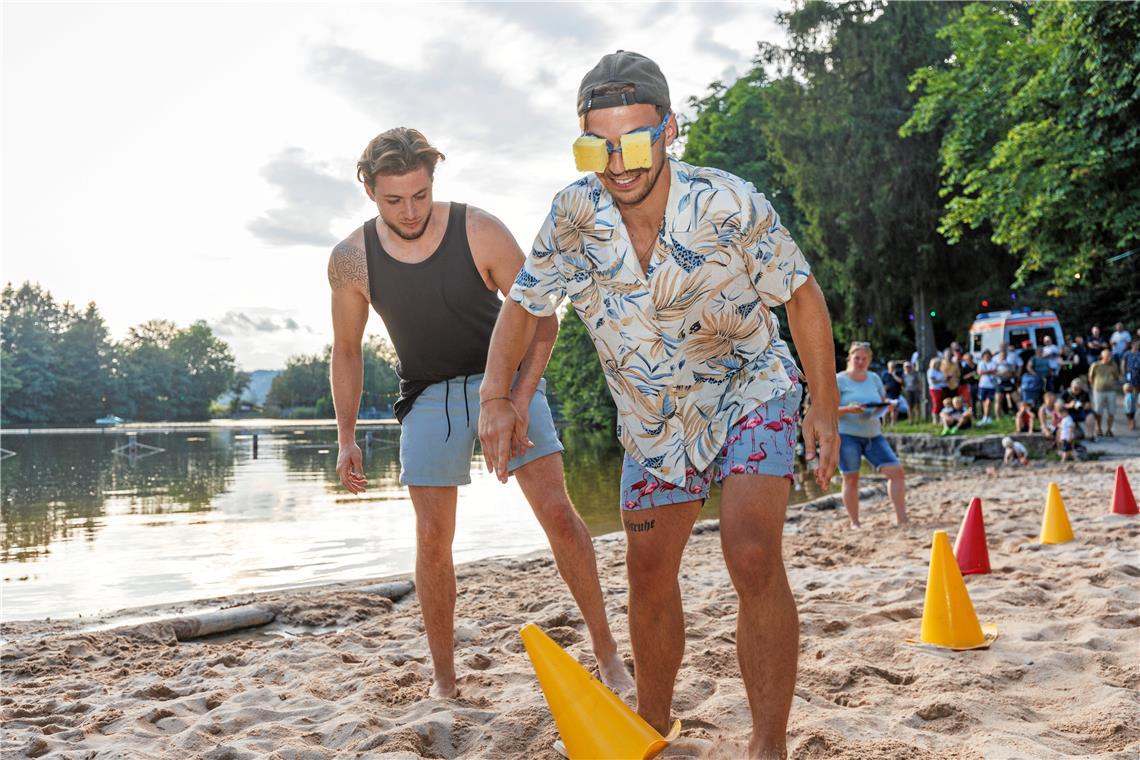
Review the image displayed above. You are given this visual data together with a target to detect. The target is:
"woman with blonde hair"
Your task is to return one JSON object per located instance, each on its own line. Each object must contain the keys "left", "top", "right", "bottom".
{"left": 837, "top": 342, "right": 909, "bottom": 529}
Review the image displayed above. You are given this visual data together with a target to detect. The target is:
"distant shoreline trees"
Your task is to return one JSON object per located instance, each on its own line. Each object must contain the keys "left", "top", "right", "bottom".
{"left": 2, "top": 282, "right": 237, "bottom": 425}
{"left": 263, "top": 338, "right": 400, "bottom": 419}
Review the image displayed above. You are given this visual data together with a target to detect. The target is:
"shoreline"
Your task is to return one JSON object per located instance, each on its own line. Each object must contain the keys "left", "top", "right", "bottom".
{"left": 3, "top": 456, "right": 1137, "bottom": 757}
{"left": 0, "top": 484, "right": 883, "bottom": 637}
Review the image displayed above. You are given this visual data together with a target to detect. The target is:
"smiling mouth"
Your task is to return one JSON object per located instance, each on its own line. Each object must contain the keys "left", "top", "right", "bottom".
{"left": 607, "top": 171, "right": 644, "bottom": 190}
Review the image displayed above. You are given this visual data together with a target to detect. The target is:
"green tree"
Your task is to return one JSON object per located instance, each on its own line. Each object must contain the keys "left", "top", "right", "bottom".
{"left": 229, "top": 370, "right": 252, "bottom": 413}
{"left": 52, "top": 303, "right": 114, "bottom": 422}
{"left": 266, "top": 353, "right": 330, "bottom": 411}
{"left": 0, "top": 283, "right": 64, "bottom": 424}
{"left": 755, "top": 0, "right": 1012, "bottom": 360}
{"left": 361, "top": 337, "right": 400, "bottom": 414}
{"left": 169, "top": 321, "right": 236, "bottom": 419}
{"left": 545, "top": 305, "right": 615, "bottom": 429}
{"left": 902, "top": 1, "right": 1140, "bottom": 295}
{"left": 116, "top": 320, "right": 181, "bottom": 421}
{"left": 683, "top": 66, "right": 804, "bottom": 237}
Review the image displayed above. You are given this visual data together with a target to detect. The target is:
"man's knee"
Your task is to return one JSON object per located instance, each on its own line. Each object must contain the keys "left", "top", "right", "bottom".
{"left": 535, "top": 497, "right": 582, "bottom": 543}
{"left": 722, "top": 533, "right": 784, "bottom": 591}
{"left": 626, "top": 538, "right": 680, "bottom": 593}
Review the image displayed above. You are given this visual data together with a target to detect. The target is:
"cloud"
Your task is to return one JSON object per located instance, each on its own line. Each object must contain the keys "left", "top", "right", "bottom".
{"left": 211, "top": 310, "right": 310, "bottom": 337}
{"left": 309, "top": 40, "right": 562, "bottom": 153}
{"left": 466, "top": 1, "right": 599, "bottom": 43}
{"left": 247, "top": 148, "right": 360, "bottom": 247}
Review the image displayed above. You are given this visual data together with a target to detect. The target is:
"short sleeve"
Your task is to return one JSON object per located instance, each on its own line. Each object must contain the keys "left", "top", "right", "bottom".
{"left": 508, "top": 203, "right": 568, "bottom": 317}
{"left": 740, "top": 189, "right": 811, "bottom": 307}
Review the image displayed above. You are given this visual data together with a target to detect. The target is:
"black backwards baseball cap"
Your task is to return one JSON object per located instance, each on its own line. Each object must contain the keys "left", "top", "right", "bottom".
{"left": 577, "top": 50, "right": 671, "bottom": 116}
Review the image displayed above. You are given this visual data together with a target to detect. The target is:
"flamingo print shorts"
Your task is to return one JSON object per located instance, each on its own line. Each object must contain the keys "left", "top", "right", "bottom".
{"left": 619, "top": 387, "right": 802, "bottom": 512}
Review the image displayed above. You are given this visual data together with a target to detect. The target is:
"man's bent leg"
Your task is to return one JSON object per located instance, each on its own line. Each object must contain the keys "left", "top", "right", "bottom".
{"left": 408, "top": 485, "right": 459, "bottom": 698}
{"left": 623, "top": 498, "right": 703, "bottom": 735}
{"left": 514, "top": 453, "right": 634, "bottom": 692}
{"left": 720, "top": 474, "right": 797, "bottom": 760}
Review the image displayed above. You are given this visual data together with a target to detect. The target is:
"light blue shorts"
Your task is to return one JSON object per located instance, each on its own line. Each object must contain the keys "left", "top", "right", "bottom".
{"left": 399, "top": 374, "right": 563, "bottom": 487}
{"left": 838, "top": 433, "right": 901, "bottom": 474}
{"left": 618, "top": 387, "right": 802, "bottom": 512}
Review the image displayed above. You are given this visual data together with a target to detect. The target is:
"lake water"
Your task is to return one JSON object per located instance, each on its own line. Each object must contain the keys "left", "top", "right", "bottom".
{"left": 0, "top": 424, "right": 836, "bottom": 622}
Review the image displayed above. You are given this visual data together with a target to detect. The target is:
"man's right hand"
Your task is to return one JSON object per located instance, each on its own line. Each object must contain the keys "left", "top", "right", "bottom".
{"left": 336, "top": 442, "right": 368, "bottom": 494}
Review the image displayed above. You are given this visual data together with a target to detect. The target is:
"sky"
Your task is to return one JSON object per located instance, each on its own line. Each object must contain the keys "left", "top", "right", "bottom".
{"left": 2, "top": 1, "right": 786, "bottom": 370}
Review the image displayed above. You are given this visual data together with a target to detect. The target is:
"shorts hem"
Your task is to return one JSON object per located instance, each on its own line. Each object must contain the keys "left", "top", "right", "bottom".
{"left": 400, "top": 473, "right": 472, "bottom": 487}
{"left": 507, "top": 441, "right": 565, "bottom": 473}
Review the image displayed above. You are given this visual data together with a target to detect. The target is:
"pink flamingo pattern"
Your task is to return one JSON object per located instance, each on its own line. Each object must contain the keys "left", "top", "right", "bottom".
{"left": 620, "top": 388, "right": 802, "bottom": 509}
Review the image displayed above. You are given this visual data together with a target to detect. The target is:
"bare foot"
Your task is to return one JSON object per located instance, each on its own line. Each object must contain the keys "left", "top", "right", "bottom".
{"left": 597, "top": 653, "right": 635, "bottom": 694}
{"left": 848, "top": 521, "right": 862, "bottom": 530}
{"left": 896, "top": 518, "right": 911, "bottom": 529}
{"left": 429, "top": 679, "right": 458, "bottom": 699}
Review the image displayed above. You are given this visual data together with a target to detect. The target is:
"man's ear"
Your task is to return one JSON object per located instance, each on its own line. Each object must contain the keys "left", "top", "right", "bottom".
{"left": 664, "top": 112, "right": 679, "bottom": 146}
{"left": 364, "top": 182, "right": 376, "bottom": 203}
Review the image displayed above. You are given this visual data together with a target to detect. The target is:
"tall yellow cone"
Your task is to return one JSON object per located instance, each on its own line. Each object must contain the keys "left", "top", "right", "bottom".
{"left": 915, "top": 531, "right": 997, "bottom": 650}
{"left": 1039, "top": 482, "right": 1074, "bottom": 544}
{"left": 520, "top": 623, "right": 680, "bottom": 759}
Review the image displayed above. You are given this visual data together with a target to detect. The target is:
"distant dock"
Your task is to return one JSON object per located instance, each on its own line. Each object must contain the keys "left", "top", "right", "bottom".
{"left": 0, "top": 418, "right": 399, "bottom": 436}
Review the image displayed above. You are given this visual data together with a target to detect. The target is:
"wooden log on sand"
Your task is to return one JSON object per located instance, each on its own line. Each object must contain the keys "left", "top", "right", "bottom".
{"left": 167, "top": 606, "right": 277, "bottom": 641}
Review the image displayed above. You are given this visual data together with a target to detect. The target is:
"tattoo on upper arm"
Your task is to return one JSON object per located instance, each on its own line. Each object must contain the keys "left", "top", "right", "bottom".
{"left": 328, "top": 242, "right": 368, "bottom": 290}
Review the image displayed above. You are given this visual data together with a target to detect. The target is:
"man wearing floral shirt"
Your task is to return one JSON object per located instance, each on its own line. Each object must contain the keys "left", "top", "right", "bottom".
{"left": 479, "top": 51, "right": 839, "bottom": 757}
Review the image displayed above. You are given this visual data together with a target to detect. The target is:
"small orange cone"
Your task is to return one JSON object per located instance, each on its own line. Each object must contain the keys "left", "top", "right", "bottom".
{"left": 1110, "top": 466, "right": 1138, "bottom": 515}
{"left": 953, "top": 497, "right": 991, "bottom": 575}
{"left": 909, "top": 531, "right": 996, "bottom": 650}
{"left": 520, "top": 623, "right": 680, "bottom": 759}
{"left": 1040, "top": 482, "right": 1075, "bottom": 544}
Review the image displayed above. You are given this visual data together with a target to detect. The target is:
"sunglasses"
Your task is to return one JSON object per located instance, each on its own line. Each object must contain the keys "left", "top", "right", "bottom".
{"left": 573, "top": 111, "right": 671, "bottom": 173}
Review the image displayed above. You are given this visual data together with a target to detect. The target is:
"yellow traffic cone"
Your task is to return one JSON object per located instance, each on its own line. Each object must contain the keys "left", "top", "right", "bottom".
{"left": 911, "top": 531, "right": 997, "bottom": 650}
{"left": 520, "top": 623, "right": 680, "bottom": 759}
{"left": 1039, "top": 482, "right": 1074, "bottom": 544}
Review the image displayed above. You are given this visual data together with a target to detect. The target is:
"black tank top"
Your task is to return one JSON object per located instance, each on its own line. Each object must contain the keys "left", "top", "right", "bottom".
{"left": 363, "top": 203, "right": 503, "bottom": 421}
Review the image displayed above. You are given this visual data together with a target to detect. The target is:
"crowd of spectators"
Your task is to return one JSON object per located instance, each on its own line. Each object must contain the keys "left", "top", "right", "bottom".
{"left": 875, "top": 322, "right": 1138, "bottom": 455}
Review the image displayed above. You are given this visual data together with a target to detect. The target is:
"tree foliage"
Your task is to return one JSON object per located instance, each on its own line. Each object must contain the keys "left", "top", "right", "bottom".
{"left": 902, "top": 1, "right": 1140, "bottom": 293}
{"left": 265, "top": 337, "right": 400, "bottom": 418}
{"left": 753, "top": 0, "right": 1013, "bottom": 358}
{"left": 1, "top": 283, "right": 236, "bottom": 424}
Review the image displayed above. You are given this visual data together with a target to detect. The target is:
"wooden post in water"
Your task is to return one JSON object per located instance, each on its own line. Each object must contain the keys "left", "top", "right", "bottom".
{"left": 252, "top": 433, "right": 259, "bottom": 459}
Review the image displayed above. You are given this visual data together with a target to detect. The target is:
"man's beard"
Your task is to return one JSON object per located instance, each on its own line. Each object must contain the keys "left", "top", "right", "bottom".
{"left": 384, "top": 207, "right": 433, "bottom": 241}
{"left": 608, "top": 157, "right": 666, "bottom": 208}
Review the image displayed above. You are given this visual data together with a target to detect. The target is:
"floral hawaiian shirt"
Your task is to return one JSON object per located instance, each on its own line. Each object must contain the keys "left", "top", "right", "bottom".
{"left": 509, "top": 159, "right": 811, "bottom": 485}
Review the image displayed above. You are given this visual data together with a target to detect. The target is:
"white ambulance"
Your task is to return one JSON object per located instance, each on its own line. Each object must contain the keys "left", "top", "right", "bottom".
{"left": 969, "top": 309, "right": 1065, "bottom": 358}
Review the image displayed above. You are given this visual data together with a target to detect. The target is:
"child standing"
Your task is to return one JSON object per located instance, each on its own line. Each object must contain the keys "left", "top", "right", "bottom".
{"left": 1058, "top": 401, "right": 1076, "bottom": 462}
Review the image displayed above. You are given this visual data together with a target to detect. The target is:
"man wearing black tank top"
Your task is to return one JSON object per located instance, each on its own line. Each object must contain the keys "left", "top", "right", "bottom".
{"left": 327, "top": 127, "right": 633, "bottom": 700}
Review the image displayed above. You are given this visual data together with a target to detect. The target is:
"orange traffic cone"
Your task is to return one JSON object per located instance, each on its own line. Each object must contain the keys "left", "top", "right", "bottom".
{"left": 1040, "top": 482, "right": 1074, "bottom": 544}
{"left": 909, "top": 531, "right": 997, "bottom": 650}
{"left": 1110, "top": 466, "right": 1138, "bottom": 515}
{"left": 953, "top": 497, "right": 991, "bottom": 575}
{"left": 520, "top": 623, "right": 680, "bottom": 760}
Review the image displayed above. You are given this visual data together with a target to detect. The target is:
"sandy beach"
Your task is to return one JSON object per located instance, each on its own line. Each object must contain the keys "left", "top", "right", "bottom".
{"left": 2, "top": 453, "right": 1138, "bottom": 759}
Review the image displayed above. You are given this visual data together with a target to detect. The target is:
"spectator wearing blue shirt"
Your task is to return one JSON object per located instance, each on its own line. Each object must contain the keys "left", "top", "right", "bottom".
{"left": 1020, "top": 362, "right": 1044, "bottom": 409}
{"left": 837, "top": 342, "right": 909, "bottom": 530}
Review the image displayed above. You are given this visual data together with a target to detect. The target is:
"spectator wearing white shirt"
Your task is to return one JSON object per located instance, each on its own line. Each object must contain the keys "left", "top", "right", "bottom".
{"left": 976, "top": 349, "right": 1000, "bottom": 424}
{"left": 1110, "top": 322, "right": 1132, "bottom": 360}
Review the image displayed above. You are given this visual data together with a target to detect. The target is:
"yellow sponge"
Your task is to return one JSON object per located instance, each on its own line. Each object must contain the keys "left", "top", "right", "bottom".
{"left": 620, "top": 131, "right": 653, "bottom": 169}
{"left": 573, "top": 136, "right": 608, "bottom": 173}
